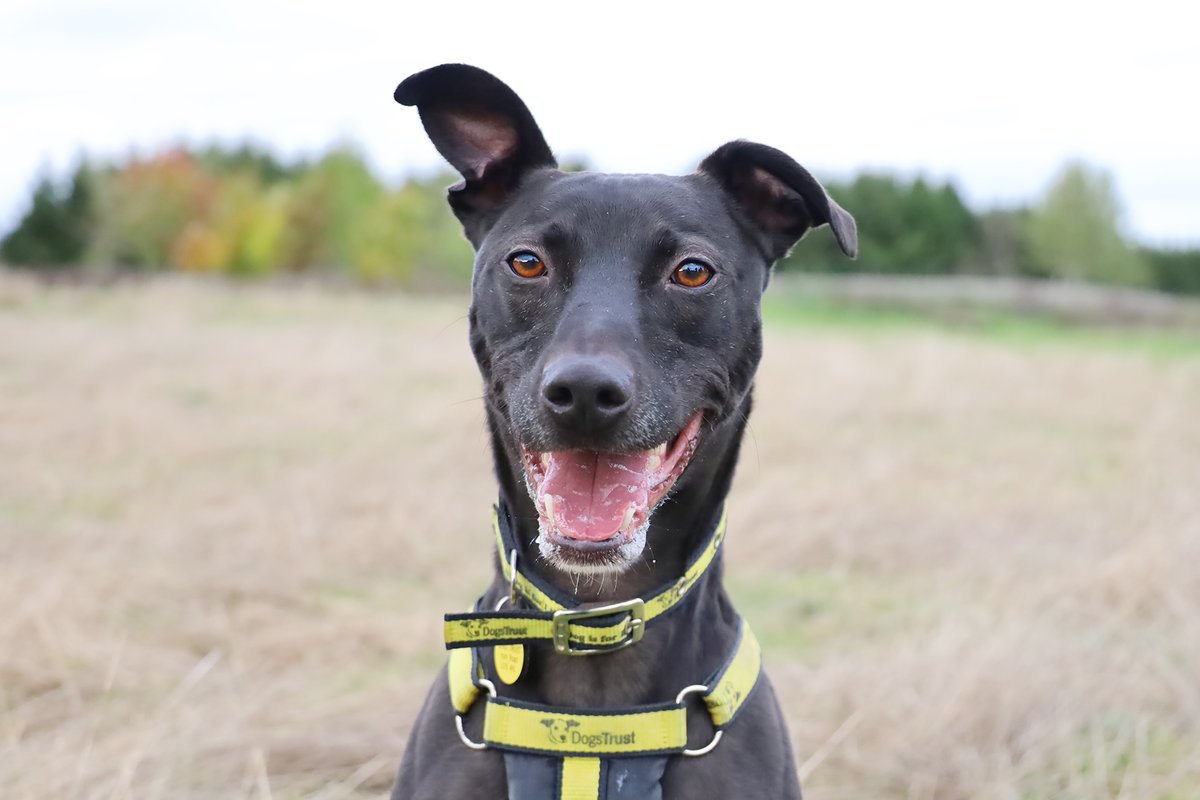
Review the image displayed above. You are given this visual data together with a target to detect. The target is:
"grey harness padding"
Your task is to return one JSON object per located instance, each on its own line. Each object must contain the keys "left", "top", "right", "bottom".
{"left": 503, "top": 752, "right": 668, "bottom": 799}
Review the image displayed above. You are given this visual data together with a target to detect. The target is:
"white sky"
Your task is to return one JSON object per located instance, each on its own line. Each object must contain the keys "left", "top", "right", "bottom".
{"left": 1, "top": 0, "right": 1196, "bottom": 245}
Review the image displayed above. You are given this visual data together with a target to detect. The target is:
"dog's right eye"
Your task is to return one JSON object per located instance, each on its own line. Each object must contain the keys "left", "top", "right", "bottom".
{"left": 508, "top": 252, "right": 547, "bottom": 279}
{"left": 671, "top": 260, "right": 714, "bottom": 288}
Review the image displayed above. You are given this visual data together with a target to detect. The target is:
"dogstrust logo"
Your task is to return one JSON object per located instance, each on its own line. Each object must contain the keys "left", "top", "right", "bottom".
{"left": 458, "top": 618, "right": 529, "bottom": 640}
{"left": 540, "top": 718, "right": 637, "bottom": 748}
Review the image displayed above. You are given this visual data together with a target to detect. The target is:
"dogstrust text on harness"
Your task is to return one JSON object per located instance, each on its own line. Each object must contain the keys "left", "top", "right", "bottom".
{"left": 441, "top": 506, "right": 763, "bottom": 800}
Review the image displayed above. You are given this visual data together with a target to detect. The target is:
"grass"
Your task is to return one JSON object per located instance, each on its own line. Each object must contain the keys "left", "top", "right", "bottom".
{"left": 2, "top": 270, "right": 1199, "bottom": 799}
{"left": 761, "top": 292, "right": 1200, "bottom": 359}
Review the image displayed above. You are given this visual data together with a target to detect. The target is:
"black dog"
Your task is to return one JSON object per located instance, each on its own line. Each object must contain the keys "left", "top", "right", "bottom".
{"left": 390, "top": 64, "right": 856, "bottom": 799}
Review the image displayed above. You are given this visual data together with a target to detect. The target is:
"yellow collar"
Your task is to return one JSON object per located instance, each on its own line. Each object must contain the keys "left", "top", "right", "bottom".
{"left": 444, "top": 506, "right": 727, "bottom": 655}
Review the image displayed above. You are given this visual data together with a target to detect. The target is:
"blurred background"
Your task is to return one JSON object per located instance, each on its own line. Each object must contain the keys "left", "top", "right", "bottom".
{"left": 2, "top": 1, "right": 1198, "bottom": 798}
{"left": 3, "top": 0, "right": 1199, "bottom": 289}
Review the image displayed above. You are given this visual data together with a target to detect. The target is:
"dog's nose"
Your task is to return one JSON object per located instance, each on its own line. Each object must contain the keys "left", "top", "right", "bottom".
{"left": 541, "top": 356, "right": 633, "bottom": 432}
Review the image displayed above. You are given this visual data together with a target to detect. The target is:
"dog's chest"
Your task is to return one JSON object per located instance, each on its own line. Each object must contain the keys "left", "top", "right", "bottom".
{"left": 527, "top": 642, "right": 660, "bottom": 708}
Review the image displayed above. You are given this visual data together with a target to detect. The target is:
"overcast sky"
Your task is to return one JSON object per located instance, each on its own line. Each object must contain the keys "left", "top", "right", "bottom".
{"left": 1, "top": 0, "right": 1196, "bottom": 246}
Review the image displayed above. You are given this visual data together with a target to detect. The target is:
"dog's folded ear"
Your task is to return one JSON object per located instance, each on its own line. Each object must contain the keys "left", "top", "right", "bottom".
{"left": 699, "top": 141, "right": 857, "bottom": 262}
{"left": 395, "top": 64, "right": 557, "bottom": 243}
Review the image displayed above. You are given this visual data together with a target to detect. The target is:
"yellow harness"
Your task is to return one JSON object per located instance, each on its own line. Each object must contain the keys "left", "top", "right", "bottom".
{"left": 443, "top": 509, "right": 763, "bottom": 800}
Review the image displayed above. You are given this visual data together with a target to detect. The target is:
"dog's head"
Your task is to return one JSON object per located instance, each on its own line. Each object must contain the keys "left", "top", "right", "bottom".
{"left": 397, "top": 64, "right": 855, "bottom": 576}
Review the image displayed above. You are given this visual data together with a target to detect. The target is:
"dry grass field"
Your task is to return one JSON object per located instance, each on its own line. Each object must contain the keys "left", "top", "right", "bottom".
{"left": 2, "top": 271, "right": 1198, "bottom": 799}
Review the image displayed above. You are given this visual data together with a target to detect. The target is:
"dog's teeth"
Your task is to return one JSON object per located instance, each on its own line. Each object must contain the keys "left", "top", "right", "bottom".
{"left": 540, "top": 453, "right": 550, "bottom": 467}
{"left": 621, "top": 505, "right": 636, "bottom": 530}
{"left": 543, "top": 494, "right": 556, "bottom": 522}
{"left": 647, "top": 453, "right": 662, "bottom": 471}
{"left": 654, "top": 443, "right": 668, "bottom": 457}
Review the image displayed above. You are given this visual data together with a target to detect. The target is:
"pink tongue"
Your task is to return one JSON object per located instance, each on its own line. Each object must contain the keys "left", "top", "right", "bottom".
{"left": 540, "top": 450, "right": 653, "bottom": 542}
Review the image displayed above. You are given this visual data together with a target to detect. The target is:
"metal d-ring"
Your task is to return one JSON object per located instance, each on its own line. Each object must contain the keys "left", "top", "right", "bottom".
{"left": 675, "top": 684, "right": 710, "bottom": 705}
{"left": 675, "top": 683, "right": 724, "bottom": 757}
{"left": 454, "top": 714, "right": 487, "bottom": 750}
{"left": 683, "top": 729, "right": 723, "bottom": 757}
{"left": 455, "top": 679, "right": 497, "bottom": 750}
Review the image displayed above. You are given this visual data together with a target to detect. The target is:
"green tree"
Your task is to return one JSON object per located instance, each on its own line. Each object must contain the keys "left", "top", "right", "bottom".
{"left": 278, "top": 146, "right": 383, "bottom": 270}
{"left": 348, "top": 173, "right": 473, "bottom": 285}
{"left": 195, "top": 142, "right": 302, "bottom": 185}
{"left": 779, "top": 174, "right": 980, "bottom": 275}
{"left": 1142, "top": 247, "right": 1200, "bottom": 295}
{"left": 0, "top": 162, "right": 94, "bottom": 267}
{"left": 1023, "top": 161, "right": 1149, "bottom": 286}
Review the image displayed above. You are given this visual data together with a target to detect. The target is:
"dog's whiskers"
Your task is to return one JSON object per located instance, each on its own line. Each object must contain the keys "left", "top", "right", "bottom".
{"left": 449, "top": 395, "right": 486, "bottom": 407}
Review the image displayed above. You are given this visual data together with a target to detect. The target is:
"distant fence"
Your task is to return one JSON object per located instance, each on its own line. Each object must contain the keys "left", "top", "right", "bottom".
{"left": 772, "top": 274, "right": 1200, "bottom": 327}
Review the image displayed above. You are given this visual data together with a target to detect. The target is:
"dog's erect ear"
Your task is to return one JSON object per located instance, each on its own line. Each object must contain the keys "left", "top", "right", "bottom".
{"left": 395, "top": 64, "right": 556, "bottom": 242}
{"left": 699, "top": 140, "right": 857, "bottom": 262}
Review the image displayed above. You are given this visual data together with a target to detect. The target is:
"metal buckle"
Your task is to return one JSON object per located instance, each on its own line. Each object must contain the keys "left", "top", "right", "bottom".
{"left": 551, "top": 598, "right": 646, "bottom": 655}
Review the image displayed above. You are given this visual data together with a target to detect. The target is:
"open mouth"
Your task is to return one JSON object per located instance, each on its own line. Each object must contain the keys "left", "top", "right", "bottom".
{"left": 521, "top": 412, "right": 704, "bottom": 573}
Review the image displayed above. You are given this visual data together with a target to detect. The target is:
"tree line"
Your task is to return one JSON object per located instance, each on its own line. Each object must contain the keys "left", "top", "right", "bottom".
{"left": 2, "top": 144, "right": 1197, "bottom": 295}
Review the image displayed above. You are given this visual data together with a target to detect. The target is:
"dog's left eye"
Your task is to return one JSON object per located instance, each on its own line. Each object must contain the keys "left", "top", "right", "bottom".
{"left": 508, "top": 252, "right": 547, "bottom": 279}
{"left": 671, "top": 260, "right": 714, "bottom": 288}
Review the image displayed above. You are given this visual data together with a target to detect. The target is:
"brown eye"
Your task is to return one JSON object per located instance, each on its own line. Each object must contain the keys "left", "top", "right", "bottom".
{"left": 508, "top": 252, "right": 546, "bottom": 279}
{"left": 672, "top": 260, "right": 714, "bottom": 288}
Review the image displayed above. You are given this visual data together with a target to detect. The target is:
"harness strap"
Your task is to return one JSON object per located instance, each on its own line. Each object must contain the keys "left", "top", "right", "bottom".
{"left": 704, "top": 618, "right": 762, "bottom": 728}
{"left": 484, "top": 699, "right": 686, "bottom": 756}
{"left": 504, "top": 753, "right": 669, "bottom": 800}
{"left": 560, "top": 757, "right": 602, "bottom": 799}
{"left": 447, "top": 645, "right": 479, "bottom": 715}
{"left": 448, "top": 618, "right": 762, "bottom": 752}
{"left": 443, "top": 508, "right": 727, "bottom": 652}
